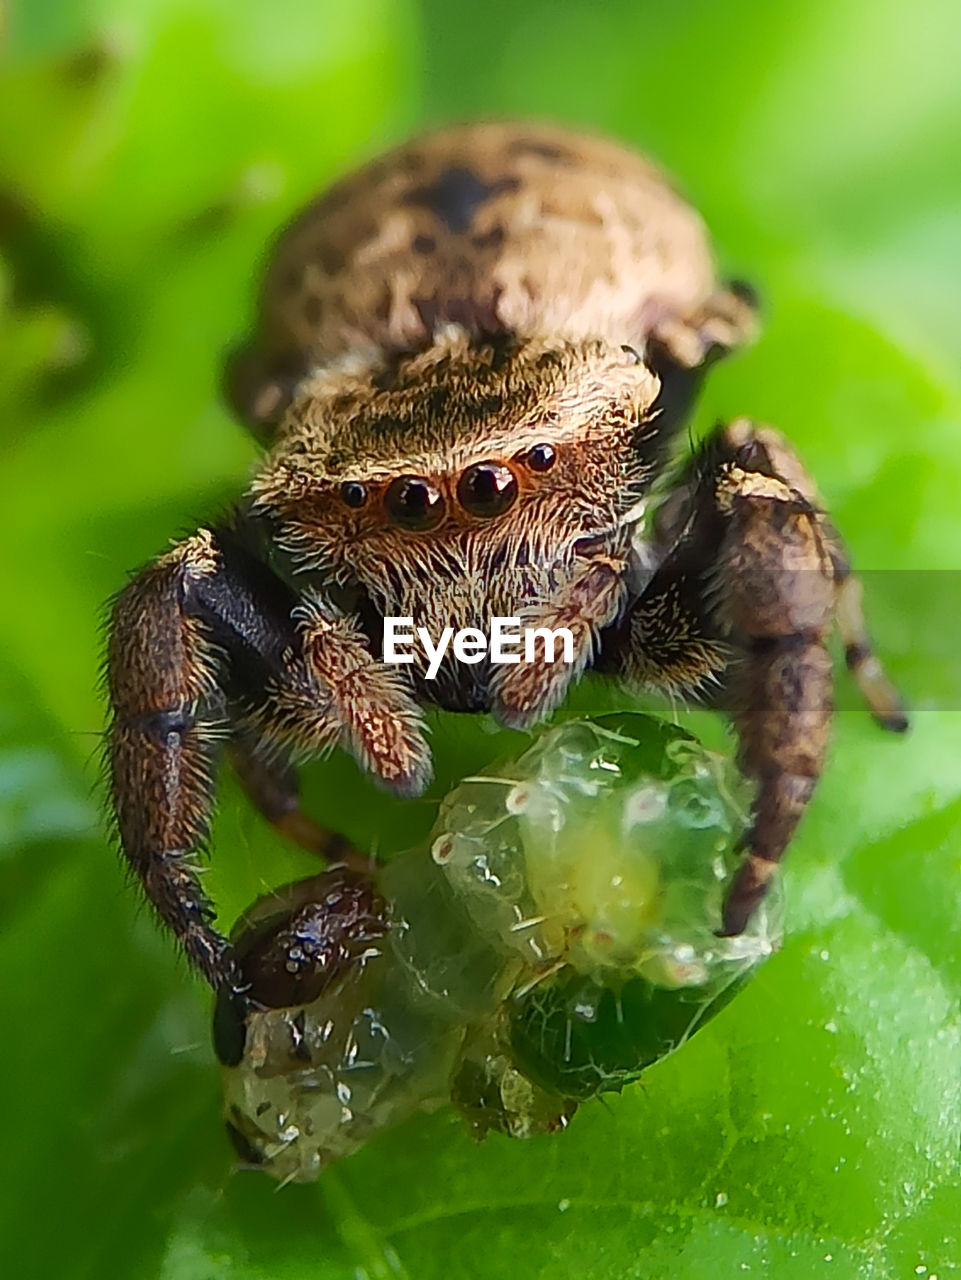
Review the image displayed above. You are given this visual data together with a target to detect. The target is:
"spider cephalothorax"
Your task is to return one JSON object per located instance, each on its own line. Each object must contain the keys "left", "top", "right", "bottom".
{"left": 247, "top": 329, "right": 660, "bottom": 702}
{"left": 106, "top": 121, "right": 906, "bottom": 991}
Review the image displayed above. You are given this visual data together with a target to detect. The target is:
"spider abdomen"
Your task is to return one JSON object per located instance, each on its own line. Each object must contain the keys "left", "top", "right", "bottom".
{"left": 229, "top": 121, "right": 721, "bottom": 432}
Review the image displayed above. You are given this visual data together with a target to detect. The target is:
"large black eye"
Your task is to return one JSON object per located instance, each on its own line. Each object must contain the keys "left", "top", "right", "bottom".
{"left": 340, "top": 481, "right": 367, "bottom": 508}
{"left": 384, "top": 475, "right": 446, "bottom": 530}
{"left": 457, "top": 461, "right": 518, "bottom": 518}
{"left": 524, "top": 442, "right": 556, "bottom": 472}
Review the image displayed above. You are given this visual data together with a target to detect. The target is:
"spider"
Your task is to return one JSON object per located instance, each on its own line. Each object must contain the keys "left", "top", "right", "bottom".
{"left": 105, "top": 121, "right": 907, "bottom": 992}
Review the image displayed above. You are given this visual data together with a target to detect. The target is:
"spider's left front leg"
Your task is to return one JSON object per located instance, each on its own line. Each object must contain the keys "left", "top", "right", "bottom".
{"left": 107, "top": 525, "right": 430, "bottom": 987}
{"left": 603, "top": 420, "right": 905, "bottom": 934}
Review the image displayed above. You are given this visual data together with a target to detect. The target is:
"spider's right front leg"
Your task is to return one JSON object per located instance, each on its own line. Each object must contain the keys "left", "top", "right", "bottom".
{"left": 107, "top": 526, "right": 430, "bottom": 989}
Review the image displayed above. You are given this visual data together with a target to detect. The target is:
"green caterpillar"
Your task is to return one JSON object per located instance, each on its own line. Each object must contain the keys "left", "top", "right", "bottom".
{"left": 215, "top": 714, "right": 782, "bottom": 1181}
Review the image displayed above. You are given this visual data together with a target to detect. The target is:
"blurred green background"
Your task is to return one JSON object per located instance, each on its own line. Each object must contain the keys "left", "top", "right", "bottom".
{"left": 3, "top": 1, "right": 961, "bottom": 1276}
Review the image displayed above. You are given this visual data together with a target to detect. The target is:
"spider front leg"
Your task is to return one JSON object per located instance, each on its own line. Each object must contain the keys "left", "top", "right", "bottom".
{"left": 108, "top": 531, "right": 230, "bottom": 986}
{"left": 718, "top": 420, "right": 907, "bottom": 733}
{"left": 602, "top": 419, "right": 907, "bottom": 934}
{"left": 107, "top": 524, "right": 429, "bottom": 988}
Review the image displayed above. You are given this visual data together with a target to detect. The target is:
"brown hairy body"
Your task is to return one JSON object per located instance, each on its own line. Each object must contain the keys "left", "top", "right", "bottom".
{"left": 106, "top": 122, "right": 906, "bottom": 991}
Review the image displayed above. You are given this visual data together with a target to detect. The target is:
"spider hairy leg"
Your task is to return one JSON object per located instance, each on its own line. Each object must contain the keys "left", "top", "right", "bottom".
{"left": 107, "top": 531, "right": 235, "bottom": 988}
{"left": 834, "top": 566, "right": 908, "bottom": 732}
{"left": 714, "top": 454, "right": 835, "bottom": 934}
{"left": 107, "top": 523, "right": 429, "bottom": 987}
{"left": 603, "top": 418, "right": 906, "bottom": 935}
{"left": 183, "top": 528, "right": 432, "bottom": 798}
{"left": 720, "top": 419, "right": 908, "bottom": 733}
{"left": 710, "top": 420, "right": 908, "bottom": 932}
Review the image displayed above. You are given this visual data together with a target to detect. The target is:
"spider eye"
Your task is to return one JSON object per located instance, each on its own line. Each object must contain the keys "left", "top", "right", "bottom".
{"left": 457, "top": 461, "right": 519, "bottom": 518}
{"left": 384, "top": 475, "right": 446, "bottom": 530}
{"left": 340, "top": 481, "right": 368, "bottom": 508}
{"left": 524, "top": 442, "right": 556, "bottom": 472}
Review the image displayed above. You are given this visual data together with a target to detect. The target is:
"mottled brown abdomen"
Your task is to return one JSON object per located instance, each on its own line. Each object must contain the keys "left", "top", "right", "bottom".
{"left": 229, "top": 121, "right": 720, "bottom": 430}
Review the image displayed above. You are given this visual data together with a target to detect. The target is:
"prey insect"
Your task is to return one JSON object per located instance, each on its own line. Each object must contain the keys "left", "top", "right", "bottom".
{"left": 105, "top": 122, "right": 907, "bottom": 991}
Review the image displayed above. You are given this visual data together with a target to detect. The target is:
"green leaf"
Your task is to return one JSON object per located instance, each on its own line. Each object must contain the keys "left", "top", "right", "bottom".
{"left": 2, "top": 0, "right": 960, "bottom": 1276}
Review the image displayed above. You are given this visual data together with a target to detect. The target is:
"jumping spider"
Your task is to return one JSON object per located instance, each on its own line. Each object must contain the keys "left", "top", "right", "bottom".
{"left": 106, "top": 122, "right": 907, "bottom": 992}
